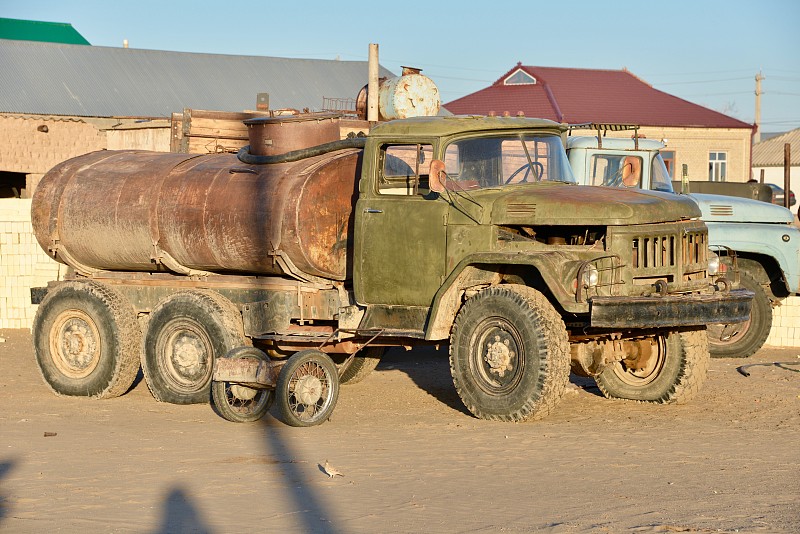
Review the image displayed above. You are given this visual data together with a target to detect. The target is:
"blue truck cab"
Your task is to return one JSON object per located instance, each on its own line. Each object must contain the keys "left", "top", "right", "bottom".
{"left": 566, "top": 132, "right": 800, "bottom": 358}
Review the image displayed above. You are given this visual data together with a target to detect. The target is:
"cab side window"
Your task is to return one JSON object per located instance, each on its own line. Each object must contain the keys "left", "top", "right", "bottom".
{"left": 589, "top": 154, "right": 643, "bottom": 188}
{"left": 379, "top": 144, "right": 433, "bottom": 196}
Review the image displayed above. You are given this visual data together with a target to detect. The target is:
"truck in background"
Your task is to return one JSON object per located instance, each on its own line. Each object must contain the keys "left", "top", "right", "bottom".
{"left": 566, "top": 124, "right": 799, "bottom": 358}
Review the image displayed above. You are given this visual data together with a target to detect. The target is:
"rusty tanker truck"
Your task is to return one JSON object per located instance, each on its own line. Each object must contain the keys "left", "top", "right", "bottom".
{"left": 29, "top": 72, "right": 752, "bottom": 426}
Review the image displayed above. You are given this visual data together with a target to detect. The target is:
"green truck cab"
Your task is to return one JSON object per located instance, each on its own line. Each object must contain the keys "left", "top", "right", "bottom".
{"left": 351, "top": 116, "right": 749, "bottom": 420}
{"left": 31, "top": 115, "right": 751, "bottom": 425}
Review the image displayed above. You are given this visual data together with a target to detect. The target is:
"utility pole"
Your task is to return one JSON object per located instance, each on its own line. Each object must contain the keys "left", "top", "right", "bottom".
{"left": 754, "top": 71, "right": 765, "bottom": 143}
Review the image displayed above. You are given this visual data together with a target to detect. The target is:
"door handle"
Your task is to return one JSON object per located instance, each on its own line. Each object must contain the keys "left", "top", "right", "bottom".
{"left": 364, "top": 208, "right": 383, "bottom": 214}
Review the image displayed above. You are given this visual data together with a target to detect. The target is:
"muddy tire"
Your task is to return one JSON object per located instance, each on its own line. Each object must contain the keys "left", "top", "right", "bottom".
{"left": 276, "top": 350, "right": 340, "bottom": 427}
{"left": 449, "top": 285, "right": 570, "bottom": 422}
{"left": 212, "top": 347, "right": 274, "bottom": 423}
{"left": 707, "top": 271, "right": 771, "bottom": 359}
{"left": 32, "top": 281, "right": 141, "bottom": 399}
{"left": 339, "top": 347, "right": 385, "bottom": 385}
{"left": 143, "top": 290, "right": 247, "bottom": 405}
{"left": 595, "top": 329, "right": 709, "bottom": 404}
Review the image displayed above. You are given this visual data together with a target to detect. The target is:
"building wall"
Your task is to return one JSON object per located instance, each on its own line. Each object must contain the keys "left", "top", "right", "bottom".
{"left": 0, "top": 114, "right": 170, "bottom": 197}
{"left": 0, "top": 115, "right": 106, "bottom": 174}
{"left": 604, "top": 126, "right": 752, "bottom": 183}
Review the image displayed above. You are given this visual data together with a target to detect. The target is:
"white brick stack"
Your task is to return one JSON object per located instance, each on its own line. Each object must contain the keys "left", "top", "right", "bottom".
{"left": 0, "top": 199, "right": 63, "bottom": 329}
{"left": 765, "top": 295, "right": 800, "bottom": 348}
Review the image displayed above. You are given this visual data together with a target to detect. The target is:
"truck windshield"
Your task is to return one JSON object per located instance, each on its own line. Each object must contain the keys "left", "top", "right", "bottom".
{"left": 443, "top": 134, "right": 575, "bottom": 189}
{"left": 651, "top": 153, "right": 674, "bottom": 192}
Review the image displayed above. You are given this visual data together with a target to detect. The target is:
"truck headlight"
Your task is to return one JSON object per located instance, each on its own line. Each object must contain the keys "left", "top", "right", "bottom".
{"left": 707, "top": 255, "right": 720, "bottom": 276}
{"left": 581, "top": 264, "right": 599, "bottom": 288}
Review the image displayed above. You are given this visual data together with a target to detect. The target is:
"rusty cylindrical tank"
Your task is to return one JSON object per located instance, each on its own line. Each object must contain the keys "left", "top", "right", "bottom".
{"left": 31, "top": 147, "right": 363, "bottom": 281}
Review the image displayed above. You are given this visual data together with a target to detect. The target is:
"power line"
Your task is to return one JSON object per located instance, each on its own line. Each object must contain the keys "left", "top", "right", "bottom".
{"left": 760, "top": 119, "right": 800, "bottom": 125}
{"left": 645, "top": 68, "right": 754, "bottom": 78}
{"left": 655, "top": 76, "right": 753, "bottom": 86}
{"left": 681, "top": 91, "right": 751, "bottom": 97}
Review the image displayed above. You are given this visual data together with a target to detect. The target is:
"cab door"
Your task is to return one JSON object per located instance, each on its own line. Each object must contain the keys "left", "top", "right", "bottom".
{"left": 355, "top": 143, "right": 448, "bottom": 306}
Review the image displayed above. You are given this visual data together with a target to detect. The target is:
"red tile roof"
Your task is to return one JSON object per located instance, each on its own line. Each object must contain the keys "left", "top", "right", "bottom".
{"left": 444, "top": 63, "right": 754, "bottom": 130}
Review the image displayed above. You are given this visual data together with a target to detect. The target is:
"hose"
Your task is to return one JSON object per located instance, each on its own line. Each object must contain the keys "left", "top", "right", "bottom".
{"left": 237, "top": 137, "right": 367, "bottom": 165}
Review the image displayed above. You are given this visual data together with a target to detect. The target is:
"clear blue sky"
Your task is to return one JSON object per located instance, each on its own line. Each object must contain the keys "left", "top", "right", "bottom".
{"left": 3, "top": 0, "right": 799, "bottom": 132}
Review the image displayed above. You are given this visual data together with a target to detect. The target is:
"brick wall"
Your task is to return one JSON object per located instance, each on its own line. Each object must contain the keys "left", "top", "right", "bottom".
{"left": 765, "top": 295, "right": 800, "bottom": 348}
{"left": 0, "top": 199, "right": 64, "bottom": 329}
{"left": 0, "top": 115, "right": 106, "bottom": 175}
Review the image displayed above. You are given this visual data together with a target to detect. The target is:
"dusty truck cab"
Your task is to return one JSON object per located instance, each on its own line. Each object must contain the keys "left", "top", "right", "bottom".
{"left": 30, "top": 115, "right": 751, "bottom": 426}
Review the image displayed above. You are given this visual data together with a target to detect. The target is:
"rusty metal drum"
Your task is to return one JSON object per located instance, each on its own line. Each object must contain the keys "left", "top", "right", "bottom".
{"left": 244, "top": 113, "right": 341, "bottom": 156}
{"left": 31, "top": 148, "right": 362, "bottom": 281}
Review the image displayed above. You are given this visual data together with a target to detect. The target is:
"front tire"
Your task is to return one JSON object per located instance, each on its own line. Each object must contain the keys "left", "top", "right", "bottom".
{"left": 707, "top": 271, "right": 771, "bottom": 358}
{"left": 32, "top": 281, "right": 141, "bottom": 399}
{"left": 143, "top": 290, "right": 247, "bottom": 404}
{"left": 595, "top": 329, "right": 709, "bottom": 404}
{"left": 449, "top": 285, "right": 570, "bottom": 422}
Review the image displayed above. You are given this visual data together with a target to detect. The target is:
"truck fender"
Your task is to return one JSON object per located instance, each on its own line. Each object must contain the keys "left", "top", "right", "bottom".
{"left": 425, "top": 252, "right": 570, "bottom": 340}
{"left": 709, "top": 222, "right": 800, "bottom": 295}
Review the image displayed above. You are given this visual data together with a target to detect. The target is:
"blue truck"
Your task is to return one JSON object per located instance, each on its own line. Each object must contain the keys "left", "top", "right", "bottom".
{"left": 566, "top": 127, "right": 799, "bottom": 358}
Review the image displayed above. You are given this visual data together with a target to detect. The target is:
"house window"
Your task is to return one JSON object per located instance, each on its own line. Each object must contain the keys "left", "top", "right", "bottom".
{"left": 504, "top": 69, "right": 536, "bottom": 86}
{"left": 660, "top": 150, "right": 675, "bottom": 178}
{"left": 709, "top": 152, "right": 727, "bottom": 182}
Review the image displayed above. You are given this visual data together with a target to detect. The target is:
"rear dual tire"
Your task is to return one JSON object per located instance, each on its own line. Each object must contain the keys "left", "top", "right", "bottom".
{"left": 142, "top": 290, "right": 247, "bottom": 404}
{"left": 33, "top": 281, "right": 141, "bottom": 399}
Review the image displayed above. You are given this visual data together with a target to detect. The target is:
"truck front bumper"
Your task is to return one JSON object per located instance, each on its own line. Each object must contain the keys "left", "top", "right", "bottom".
{"left": 589, "top": 288, "right": 753, "bottom": 329}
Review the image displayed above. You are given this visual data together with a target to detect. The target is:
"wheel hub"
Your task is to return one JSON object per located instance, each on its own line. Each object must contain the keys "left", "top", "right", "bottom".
{"left": 294, "top": 375, "right": 323, "bottom": 405}
{"left": 230, "top": 384, "right": 258, "bottom": 401}
{"left": 171, "top": 333, "right": 207, "bottom": 379}
{"left": 485, "top": 334, "right": 515, "bottom": 377}
{"left": 61, "top": 321, "right": 96, "bottom": 370}
{"left": 51, "top": 312, "right": 101, "bottom": 379}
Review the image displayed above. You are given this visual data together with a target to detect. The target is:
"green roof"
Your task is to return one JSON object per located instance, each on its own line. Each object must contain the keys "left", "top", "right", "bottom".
{"left": 0, "top": 18, "right": 90, "bottom": 45}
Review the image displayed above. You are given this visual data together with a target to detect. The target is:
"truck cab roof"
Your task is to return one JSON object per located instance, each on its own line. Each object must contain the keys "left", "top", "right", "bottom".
{"left": 566, "top": 136, "right": 665, "bottom": 151}
{"left": 369, "top": 115, "right": 566, "bottom": 139}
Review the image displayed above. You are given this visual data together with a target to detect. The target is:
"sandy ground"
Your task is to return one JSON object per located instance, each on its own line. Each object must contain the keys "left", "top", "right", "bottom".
{"left": 0, "top": 329, "right": 798, "bottom": 533}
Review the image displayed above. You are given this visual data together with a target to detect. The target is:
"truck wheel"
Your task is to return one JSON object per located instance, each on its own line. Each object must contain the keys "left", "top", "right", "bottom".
{"left": 339, "top": 346, "right": 385, "bottom": 385}
{"left": 32, "top": 281, "right": 141, "bottom": 399}
{"left": 595, "top": 330, "right": 709, "bottom": 404}
{"left": 143, "top": 290, "right": 247, "bottom": 405}
{"left": 707, "top": 271, "right": 772, "bottom": 358}
{"left": 211, "top": 347, "right": 274, "bottom": 423}
{"left": 275, "top": 350, "right": 339, "bottom": 427}
{"left": 449, "top": 285, "right": 570, "bottom": 422}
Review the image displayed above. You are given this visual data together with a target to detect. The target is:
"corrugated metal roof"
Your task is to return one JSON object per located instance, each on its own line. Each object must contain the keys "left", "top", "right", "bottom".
{"left": 445, "top": 63, "right": 754, "bottom": 130}
{"left": 752, "top": 128, "right": 800, "bottom": 166}
{"left": 0, "top": 39, "right": 394, "bottom": 118}
{"left": 0, "top": 18, "right": 90, "bottom": 45}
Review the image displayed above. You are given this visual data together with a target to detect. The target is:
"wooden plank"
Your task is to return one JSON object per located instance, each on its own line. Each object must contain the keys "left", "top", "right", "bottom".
{"left": 170, "top": 112, "right": 184, "bottom": 153}
{"left": 187, "top": 137, "right": 248, "bottom": 154}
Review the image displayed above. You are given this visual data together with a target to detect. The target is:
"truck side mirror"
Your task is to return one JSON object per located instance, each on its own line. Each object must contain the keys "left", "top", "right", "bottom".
{"left": 429, "top": 159, "right": 446, "bottom": 193}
